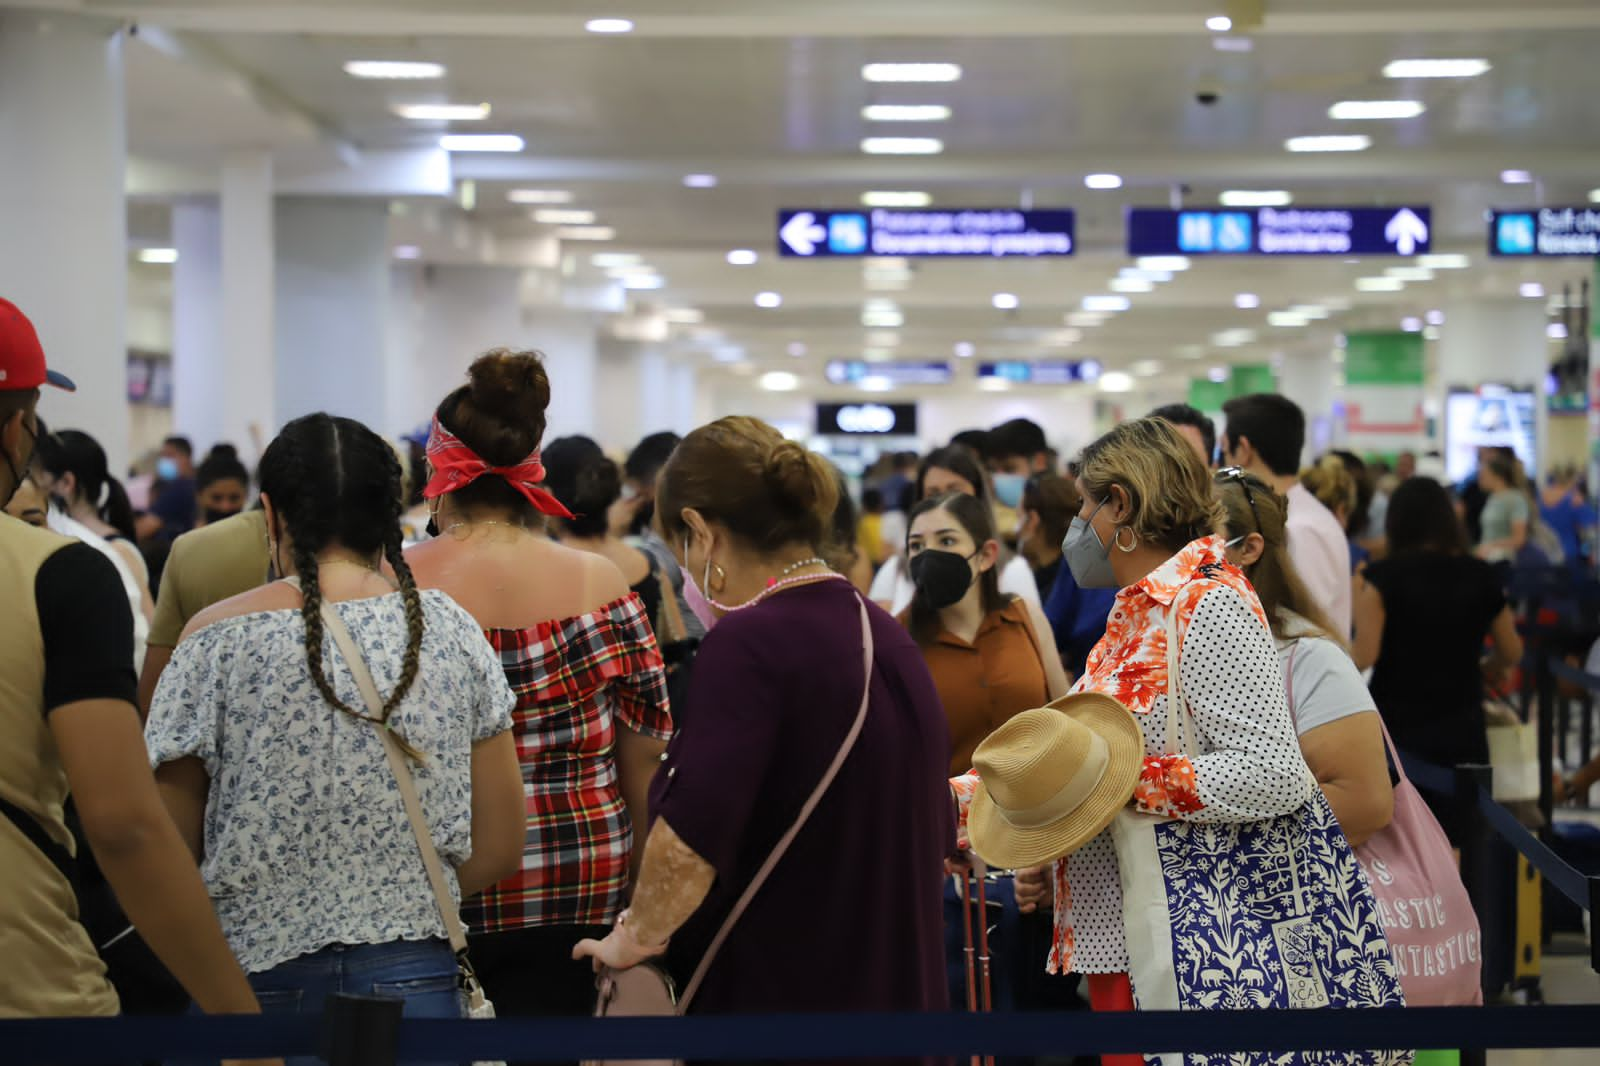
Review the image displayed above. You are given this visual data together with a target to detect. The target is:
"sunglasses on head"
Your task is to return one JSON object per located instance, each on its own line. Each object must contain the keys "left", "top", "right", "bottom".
{"left": 1215, "top": 466, "right": 1265, "bottom": 537}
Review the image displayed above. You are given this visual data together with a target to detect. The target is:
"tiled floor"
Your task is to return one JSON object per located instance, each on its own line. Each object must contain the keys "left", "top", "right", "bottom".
{"left": 1488, "top": 948, "right": 1599, "bottom": 1066}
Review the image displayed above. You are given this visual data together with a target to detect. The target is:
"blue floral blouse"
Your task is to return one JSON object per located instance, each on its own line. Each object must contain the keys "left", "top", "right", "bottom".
{"left": 146, "top": 589, "right": 515, "bottom": 973}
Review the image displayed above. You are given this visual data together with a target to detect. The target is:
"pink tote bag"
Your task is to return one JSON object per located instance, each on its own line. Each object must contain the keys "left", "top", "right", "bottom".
{"left": 1287, "top": 644, "right": 1483, "bottom": 1006}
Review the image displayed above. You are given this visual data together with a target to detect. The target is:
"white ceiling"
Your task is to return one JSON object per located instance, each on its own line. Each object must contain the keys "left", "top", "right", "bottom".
{"left": 58, "top": 0, "right": 1600, "bottom": 390}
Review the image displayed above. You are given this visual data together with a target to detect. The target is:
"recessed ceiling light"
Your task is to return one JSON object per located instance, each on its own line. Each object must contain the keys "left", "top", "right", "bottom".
{"left": 1417, "top": 253, "right": 1470, "bottom": 270}
{"left": 1083, "top": 295, "right": 1132, "bottom": 313}
{"left": 726, "top": 249, "right": 758, "bottom": 266}
{"left": 1208, "top": 366, "right": 1231, "bottom": 383}
{"left": 1384, "top": 266, "right": 1435, "bottom": 282}
{"left": 682, "top": 173, "right": 718, "bottom": 189}
{"left": 556, "top": 226, "right": 615, "bottom": 241}
{"left": 344, "top": 60, "right": 445, "bottom": 80}
{"left": 1401, "top": 317, "right": 1423, "bottom": 332}
{"left": 1137, "top": 256, "right": 1191, "bottom": 272}
{"left": 1235, "top": 293, "right": 1261, "bottom": 309}
{"left": 1132, "top": 360, "right": 1163, "bottom": 377}
{"left": 534, "top": 209, "right": 596, "bottom": 225}
{"left": 1521, "top": 282, "right": 1546, "bottom": 299}
{"left": 664, "top": 308, "right": 703, "bottom": 324}
{"left": 1110, "top": 277, "right": 1154, "bottom": 294}
{"left": 1549, "top": 322, "right": 1570, "bottom": 340}
{"left": 861, "top": 137, "right": 943, "bottom": 155}
{"left": 862, "top": 190, "right": 932, "bottom": 207}
{"left": 1383, "top": 58, "right": 1491, "bottom": 79}
{"left": 1213, "top": 36, "right": 1253, "bottom": 53}
{"left": 1501, "top": 169, "right": 1533, "bottom": 184}
{"left": 861, "top": 104, "right": 952, "bottom": 122}
{"left": 1099, "top": 371, "right": 1136, "bottom": 393}
{"left": 978, "top": 377, "right": 1011, "bottom": 393}
{"left": 620, "top": 275, "right": 664, "bottom": 290}
{"left": 1355, "top": 276, "right": 1406, "bottom": 292}
{"left": 585, "top": 18, "right": 634, "bottom": 33}
{"left": 860, "top": 375, "right": 895, "bottom": 392}
{"left": 1205, "top": 15, "right": 1233, "bottom": 32}
{"left": 992, "top": 293, "right": 1020, "bottom": 310}
{"left": 1085, "top": 173, "right": 1123, "bottom": 190}
{"left": 1066, "top": 312, "right": 1109, "bottom": 327}
{"left": 1426, "top": 309, "right": 1445, "bottom": 326}
{"left": 1290, "top": 304, "right": 1331, "bottom": 320}
{"left": 508, "top": 189, "right": 572, "bottom": 204}
{"left": 1328, "top": 100, "right": 1426, "bottom": 120}
{"left": 391, "top": 245, "right": 420, "bottom": 261}
{"left": 591, "top": 253, "right": 642, "bottom": 268}
{"left": 760, "top": 371, "right": 799, "bottom": 392}
{"left": 954, "top": 341, "right": 975, "bottom": 358}
{"left": 866, "top": 331, "right": 901, "bottom": 347}
{"left": 1220, "top": 190, "right": 1293, "bottom": 207}
{"left": 1286, "top": 135, "right": 1372, "bottom": 153}
{"left": 1120, "top": 267, "right": 1172, "bottom": 283}
{"left": 1590, "top": 189, "right": 1600, "bottom": 204}
{"left": 787, "top": 342, "right": 808, "bottom": 357}
{"left": 137, "top": 247, "right": 178, "bottom": 264}
{"left": 755, "top": 291, "right": 783, "bottom": 308}
{"left": 1213, "top": 329, "right": 1257, "bottom": 347}
{"left": 1268, "top": 311, "right": 1311, "bottom": 328}
{"left": 862, "top": 63, "right": 962, "bottom": 83}
{"left": 439, "top": 134, "right": 524, "bottom": 152}
{"left": 394, "top": 103, "right": 491, "bottom": 121}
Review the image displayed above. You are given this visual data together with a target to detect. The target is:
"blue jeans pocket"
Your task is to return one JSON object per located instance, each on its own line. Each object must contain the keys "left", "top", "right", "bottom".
{"left": 251, "top": 987, "right": 306, "bottom": 1014}
{"left": 371, "top": 973, "right": 458, "bottom": 998}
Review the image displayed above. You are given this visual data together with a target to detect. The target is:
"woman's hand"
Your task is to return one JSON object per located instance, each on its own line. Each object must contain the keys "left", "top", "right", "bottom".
{"left": 572, "top": 911, "right": 668, "bottom": 974}
{"left": 1015, "top": 866, "right": 1053, "bottom": 914}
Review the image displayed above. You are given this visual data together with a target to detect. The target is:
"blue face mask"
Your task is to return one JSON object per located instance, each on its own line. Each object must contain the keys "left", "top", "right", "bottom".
{"left": 991, "top": 473, "right": 1027, "bottom": 510}
{"left": 156, "top": 456, "right": 180, "bottom": 482}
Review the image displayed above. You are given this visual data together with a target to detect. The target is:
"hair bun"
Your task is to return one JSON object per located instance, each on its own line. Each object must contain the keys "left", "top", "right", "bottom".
{"left": 764, "top": 440, "right": 826, "bottom": 512}
{"left": 467, "top": 349, "right": 552, "bottom": 424}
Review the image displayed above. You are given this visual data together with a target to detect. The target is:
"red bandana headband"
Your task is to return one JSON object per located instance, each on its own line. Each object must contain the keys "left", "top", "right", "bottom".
{"left": 422, "top": 414, "right": 575, "bottom": 519}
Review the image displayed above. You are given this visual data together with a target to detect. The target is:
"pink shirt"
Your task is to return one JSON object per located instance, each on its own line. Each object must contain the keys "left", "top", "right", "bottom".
{"left": 1286, "top": 482, "right": 1353, "bottom": 639}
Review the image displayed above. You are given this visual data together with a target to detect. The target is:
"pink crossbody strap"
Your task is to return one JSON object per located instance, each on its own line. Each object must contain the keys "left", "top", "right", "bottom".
{"left": 677, "top": 593, "right": 876, "bottom": 1012}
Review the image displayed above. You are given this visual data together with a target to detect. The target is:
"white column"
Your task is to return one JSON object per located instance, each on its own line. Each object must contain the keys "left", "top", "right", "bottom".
{"left": 393, "top": 264, "right": 523, "bottom": 432}
{"left": 1278, "top": 348, "right": 1341, "bottom": 457}
{"left": 274, "top": 198, "right": 389, "bottom": 431}
{"left": 1437, "top": 299, "right": 1550, "bottom": 471}
{"left": 171, "top": 202, "right": 224, "bottom": 451}
{"left": 221, "top": 151, "right": 275, "bottom": 458}
{"left": 0, "top": 12, "right": 127, "bottom": 467}
{"left": 524, "top": 310, "right": 598, "bottom": 442}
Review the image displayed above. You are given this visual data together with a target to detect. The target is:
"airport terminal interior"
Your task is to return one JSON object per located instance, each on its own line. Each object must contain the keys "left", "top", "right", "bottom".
{"left": 1, "top": 1, "right": 1599, "bottom": 1064}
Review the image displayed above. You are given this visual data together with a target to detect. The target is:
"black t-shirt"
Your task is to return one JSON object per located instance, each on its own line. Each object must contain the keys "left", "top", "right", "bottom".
{"left": 36, "top": 543, "right": 138, "bottom": 713}
{"left": 1363, "top": 551, "right": 1505, "bottom": 768}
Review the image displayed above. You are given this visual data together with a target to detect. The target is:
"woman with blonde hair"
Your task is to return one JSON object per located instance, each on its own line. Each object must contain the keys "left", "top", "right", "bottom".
{"left": 959, "top": 418, "right": 1405, "bottom": 1066}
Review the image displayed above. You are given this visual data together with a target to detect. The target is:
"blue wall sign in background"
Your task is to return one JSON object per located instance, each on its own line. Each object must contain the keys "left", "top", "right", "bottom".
{"left": 1489, "top": 208, "right": 1600, "bottom": 256}
{"left": 1126, "top": 206, "right": 1432, "bottom": 257}
{"left": 779, "top": 208, "right": 1075, "bottom": 258}
{"left": 825, "top": 360, "right": 953, "bottom": 386}
{"left": 977, "top": 360, "right": 1102, "bottom": 385}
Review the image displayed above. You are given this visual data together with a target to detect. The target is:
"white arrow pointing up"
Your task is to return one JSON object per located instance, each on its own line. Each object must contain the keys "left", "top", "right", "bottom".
{"left": 1384, "top": 208, "right": 1429, "bottom": 256}
{"left": 780, "top": 212, "right": 828, "bottom": 256}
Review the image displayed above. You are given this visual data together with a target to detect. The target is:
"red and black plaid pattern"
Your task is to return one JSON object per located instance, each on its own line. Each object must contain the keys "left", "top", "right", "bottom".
{"left": 463, "top": 593, "right": 672, "bottom": 932}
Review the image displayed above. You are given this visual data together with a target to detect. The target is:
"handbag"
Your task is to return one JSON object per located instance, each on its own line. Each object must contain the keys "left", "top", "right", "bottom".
{"left": 312, "top": 591, "right": 501, "bottom": 1063}
{"left": 1110, "top": 595, "right": 1409, "bottom": 1066}
{"left": 587, "top": 592, "right": 876, "bottom": 1066}
{"left": 1484, "top": 699, "right": 1540, "bottom": 803}
{"left": 1283, "top": 644, "right": 1483, "bottom": 1007}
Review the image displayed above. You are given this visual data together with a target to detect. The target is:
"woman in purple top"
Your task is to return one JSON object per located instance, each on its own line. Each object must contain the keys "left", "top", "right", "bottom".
{"left": 575, "top": 417, "right": 952, "bottom": 1029}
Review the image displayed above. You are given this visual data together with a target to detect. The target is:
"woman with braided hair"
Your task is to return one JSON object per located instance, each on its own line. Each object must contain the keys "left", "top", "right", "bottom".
{"left": 145, "top": 413, "right": 524, "bottom": 1031}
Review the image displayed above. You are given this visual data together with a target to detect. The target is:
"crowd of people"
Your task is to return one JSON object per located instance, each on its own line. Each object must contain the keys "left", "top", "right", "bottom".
{"left": 0, "top": 287, "right": 1591, "bottom": 1066}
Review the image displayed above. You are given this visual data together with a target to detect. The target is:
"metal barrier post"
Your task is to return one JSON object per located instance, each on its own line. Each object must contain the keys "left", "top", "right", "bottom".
{"left": 1454, "top": 764, "right": 1504, "bottom": 998}
{"left": 319, "top": 994, "right": 402, "bottom": 1066}
{"left": 1590, "top": 876, "right": 1600, "bottom": 975}
{"left": 1537, "top": 655, "right": 1557, "bottom": 835}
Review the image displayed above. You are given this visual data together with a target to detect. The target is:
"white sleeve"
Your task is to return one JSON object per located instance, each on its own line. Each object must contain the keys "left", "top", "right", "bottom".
{"left": 1282, "top": 637, "right": 1374, "bottom": 736}
{"left": 999, "top": 555, "right": 1043, "bottom": 609}
{"left": 1178, "top": 586, "right": 1316, "bottom": 822}
{"left": 869, "top": 556, "right": 904, "bottom": 605}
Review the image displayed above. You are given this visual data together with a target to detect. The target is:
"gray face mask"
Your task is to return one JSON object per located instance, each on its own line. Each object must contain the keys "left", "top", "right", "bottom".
{"left": 1062, "top": 498, "right": 1119, "bottom": 589}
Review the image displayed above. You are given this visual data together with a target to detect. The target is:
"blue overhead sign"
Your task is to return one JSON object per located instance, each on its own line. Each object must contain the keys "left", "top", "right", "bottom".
{"left": 978, "top": 360, "right": 1102, "bottom": 386}
{"left": 778, "top": 208, "right": 1075, "bottom": 258}
{"left": 1490, "top": 208, "right": 1600, "bottom": 257}
{"left": 825, "top": 360, "right": 953, "bottom": 386}
{"left": 1126, "top": 206, "right": 1432, "bottom": 257}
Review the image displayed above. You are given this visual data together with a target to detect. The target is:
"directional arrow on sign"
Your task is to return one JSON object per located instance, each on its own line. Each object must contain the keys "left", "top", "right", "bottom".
{"left": 780, "top": 212, "right": 828, "bottom": 256}
{"left": 1384, "top": 208, "right": 1429, "bottom": 256}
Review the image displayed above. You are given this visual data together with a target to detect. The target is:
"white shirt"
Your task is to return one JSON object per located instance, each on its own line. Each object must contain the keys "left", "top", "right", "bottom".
{"left": 46, "top": 509, "right": 148, "bottom": 672}
{"left": 869, "top": 553, "right": 1042, "bottom": 615}
{"left": 1285, "top": 482, "right": 1353, "bottom": 640}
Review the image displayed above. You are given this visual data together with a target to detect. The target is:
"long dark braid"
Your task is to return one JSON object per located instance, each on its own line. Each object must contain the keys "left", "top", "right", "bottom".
{"left": 260, "top": 413, "right": 427, "bottom": 761}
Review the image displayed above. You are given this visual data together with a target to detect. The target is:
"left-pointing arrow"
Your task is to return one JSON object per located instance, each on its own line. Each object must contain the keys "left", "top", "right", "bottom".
{"left": 781, "top": 212, "right": 829, "bottom": 256}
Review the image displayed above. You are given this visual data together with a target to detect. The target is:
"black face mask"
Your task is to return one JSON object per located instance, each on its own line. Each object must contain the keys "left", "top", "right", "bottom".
{"left": 909, "top": 549, "right": 978, "bottom": 610}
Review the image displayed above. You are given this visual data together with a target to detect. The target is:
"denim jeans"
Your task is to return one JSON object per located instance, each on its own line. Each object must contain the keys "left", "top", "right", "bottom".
{"left": 248, "top": 939, "right": 462, "bottom": 1066}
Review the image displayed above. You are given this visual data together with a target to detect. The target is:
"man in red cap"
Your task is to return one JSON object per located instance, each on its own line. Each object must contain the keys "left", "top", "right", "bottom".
{"left": 0, "top": 297, "right": 272, "bottom": 1042}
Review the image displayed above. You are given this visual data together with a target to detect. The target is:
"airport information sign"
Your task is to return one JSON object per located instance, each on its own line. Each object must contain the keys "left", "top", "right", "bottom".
{"left": 1126, "top": 206, "right": 1432, "bottom": 257}
{"left": 778, "top": 208, "right": 1075, "bottom": 258}
{"left": 816, "top": 403, "right": 918, "bottom": 435}
{"left": 1489, "top": 207, "right": 1600, "bottom": 257}
{"left": 977, "top": 360, "right": 1102, "bottom": 385}
{"left": 824, "top": 360, "right": 953, "bottom": 386}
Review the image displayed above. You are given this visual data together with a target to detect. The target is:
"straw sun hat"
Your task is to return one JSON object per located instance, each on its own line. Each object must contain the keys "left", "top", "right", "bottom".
{"left": 967, "top": 693, "right": 1144, "bottom": 869}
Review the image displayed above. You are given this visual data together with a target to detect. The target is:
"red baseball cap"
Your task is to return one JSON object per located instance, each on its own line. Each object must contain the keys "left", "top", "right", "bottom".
{"left": 0, "top": 297, "right": 76, "bottom": 393}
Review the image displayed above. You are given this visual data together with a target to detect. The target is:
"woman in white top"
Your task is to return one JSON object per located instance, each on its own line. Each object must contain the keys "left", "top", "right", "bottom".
{"left": 146, "top": 413, "right": 525, "bottom": 1042}
{"left": 869, "top": 443, "right": 1041, "bottom": 613}
{"left": 1216, "top": 468, "right": 1394, "bottom": 846}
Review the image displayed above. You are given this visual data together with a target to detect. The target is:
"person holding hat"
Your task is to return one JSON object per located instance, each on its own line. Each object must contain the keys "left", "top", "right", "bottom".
{"left": 0, "top": 297, "right": 271, "bottom": 1046}
{"left": 954, "top": 418, "right": 1404, "bottom": 1066}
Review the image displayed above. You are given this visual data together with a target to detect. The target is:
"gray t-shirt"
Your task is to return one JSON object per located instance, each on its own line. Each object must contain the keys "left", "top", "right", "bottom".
{"left": 1479, "top": 489, "right": 1530, "bottom": 550}
{"left": 1276, "top": 629, "right": 1376, "bottom": 735}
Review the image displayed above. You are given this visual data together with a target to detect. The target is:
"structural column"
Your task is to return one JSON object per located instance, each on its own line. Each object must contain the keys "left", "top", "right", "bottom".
{"left": 1435, "top": 299, "right": 1549, "bottom": 474}
{"left": 0, "top": 12, "right": 128, "bottom": 468}
{"left": 1278, "top": 348, "right": 1342, "bottom": 458}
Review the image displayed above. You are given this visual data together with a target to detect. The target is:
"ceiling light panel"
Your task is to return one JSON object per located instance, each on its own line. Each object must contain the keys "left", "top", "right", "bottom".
{"left": 1285, "top": 135, "right": 1372, "bottom": 153}
{"left": 862, "top": 63, "right": 962, "bottom": 83}
{"left": 344, "top": 60, "right": 444, "bottom": 79}
{"left": 1220, "top": 190, "right": 1293, "bottom": 207}
{"left": 439, "top": 134, "right": 524, "bottom": 152}
{"left": 508, "top": 189, "right": 572, "bottom": 204}
{"left": 861, "top": 104, "right": 951, "bottom": 122}
{"left": 556, "top": 226, "right": 615, "bottom": 241}
{"left": 534, "top": 209, "right": 596, "bottom": 225}
{"left": 394, "top": 103, "right": 490, "bottom": 121}
{"left": 1383, "top": 58, "right": 1491, "bottom": 79}
{"left": 862, "top": 191, "right": 932, "bottom": 207}
{"left": 1328, "top": 100, "right": 1426, "bottom": 120}
{"left": 861, "top": 137, "right": 944, "bottom": 155}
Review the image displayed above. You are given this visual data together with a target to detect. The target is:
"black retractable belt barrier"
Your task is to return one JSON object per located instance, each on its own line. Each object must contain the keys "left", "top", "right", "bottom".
{"left": 322, "top": 994, "right": 405, "bottom": 1066}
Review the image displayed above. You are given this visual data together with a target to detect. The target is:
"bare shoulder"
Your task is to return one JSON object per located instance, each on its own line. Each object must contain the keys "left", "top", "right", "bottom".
{"left": 179, "top": 581, "right": 300, "bottom": 644}
{"left": 574, "top": 544, "right": 631, "bottom": 605}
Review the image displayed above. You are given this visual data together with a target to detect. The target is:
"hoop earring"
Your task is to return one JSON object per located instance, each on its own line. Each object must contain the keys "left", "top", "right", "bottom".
{"left": 710, "top": 562, "right": 728, "bottom": 593}
{"left": 1113, "top": 526, "right": 1139, "bottom": 553}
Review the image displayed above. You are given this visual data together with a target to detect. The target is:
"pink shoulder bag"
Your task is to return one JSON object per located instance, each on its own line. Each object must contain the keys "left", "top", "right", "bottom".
{"left": 587, "top": 593, "right": 877, "bottom": 1066}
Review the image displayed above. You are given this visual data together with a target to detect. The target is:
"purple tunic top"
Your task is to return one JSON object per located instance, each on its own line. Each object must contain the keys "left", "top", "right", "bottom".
{"left": 650, "top": 578, "right": 952, "bottom": 1023}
